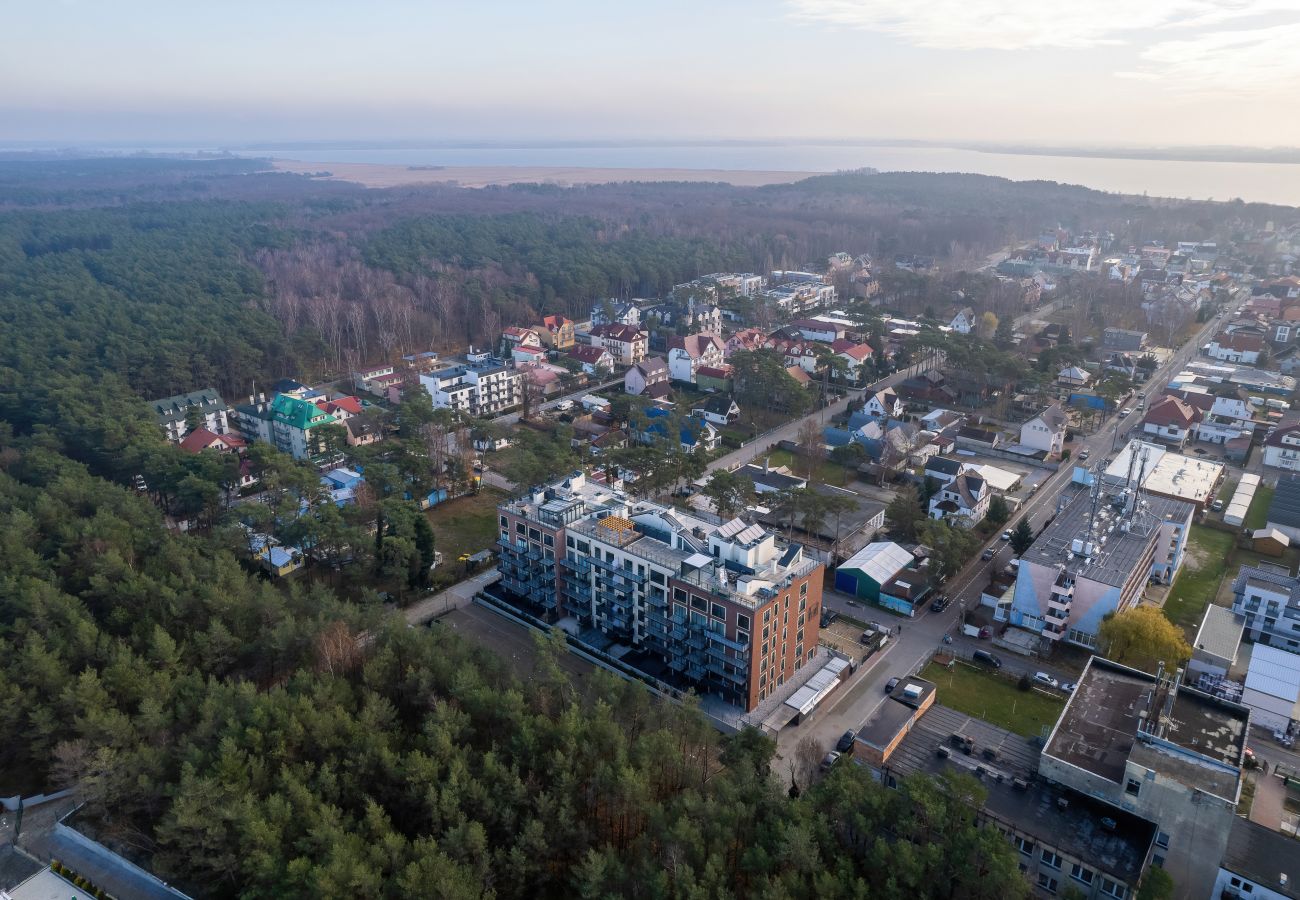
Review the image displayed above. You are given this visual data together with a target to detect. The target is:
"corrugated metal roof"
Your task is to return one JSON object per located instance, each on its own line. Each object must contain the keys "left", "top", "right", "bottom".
{"left": 838, "top": 541, "right": 913, "bottom": 584}
{"left": 1245, "top": 644, "right": 1300, "bottom": 703}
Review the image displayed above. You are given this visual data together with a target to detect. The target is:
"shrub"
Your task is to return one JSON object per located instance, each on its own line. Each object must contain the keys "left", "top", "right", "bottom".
{"left": 1017, "top": 674, "right": 1032, "bottom": 692}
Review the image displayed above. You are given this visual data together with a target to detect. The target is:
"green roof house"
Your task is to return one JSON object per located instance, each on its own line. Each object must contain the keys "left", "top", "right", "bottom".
{"left": 271, "top": 394, "right": 337, "bottom": 459}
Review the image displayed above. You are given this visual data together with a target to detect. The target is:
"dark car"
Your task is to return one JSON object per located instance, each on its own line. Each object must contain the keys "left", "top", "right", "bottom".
{"left": 972, "top": 649, "right": 1003, "bottom": 668}
{"left": 836, "top": 730, "right": 856, "bottom": 753}
{"left": 981, "top": 547, "right": 995, "bottom": 561}
{"left": 885, "top": 676, "right": 900, "bottom": 694}
{"left": 820, "top": 610, "right": 839, "bottom": 628}
{"left": 930, "top": 594, "right": 950, "bottom": 613}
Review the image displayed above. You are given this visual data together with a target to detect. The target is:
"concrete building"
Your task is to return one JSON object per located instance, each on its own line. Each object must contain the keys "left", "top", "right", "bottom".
{"left": 927, "top": 471, "right": 989, "bottom": 527}
{"left": 538, "top": 314, "right": 576, "bottom": 350}
{"left": 859, "top": 701, "right": 1157, "bottom": 900}
{"left": 667, "top": 333, "right": 725, "bottom": 384}
{"left": 1188, "top": 603, "right": 1244, "bottom": 679}
{"left": 1102, "top": 439, "right": 1224, "bottom": 513}
{"left": 1041, "top": 657, "right": 1249, "bottom": 894}
{"left": 1009, "top": 478, "right": 1193, "bottom": 648}
{"left": 1263, "top": 421, "right": 1300, "bottom": 472}
{"left": 589, "top": 323, "right": 649, "bottom": 366}
{"left": 496, "top": 473, "right": 824, "bottom": 711}
{"left": 269, "top": 393, "right": 339, "bottom": 460}
{"left": 1232, "top": 563, "right": 1300, "bottom": 653}
{"left": 147, "top": 387, "right": 229, "bottom": 442}
{"left": 418, "top": 357, "right": 523, "bottom": 417}
{"left": 1213, "top": 818, "right": 1300, "bottom": 900}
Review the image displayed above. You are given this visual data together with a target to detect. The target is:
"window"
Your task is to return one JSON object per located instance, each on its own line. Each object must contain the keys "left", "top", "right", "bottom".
{"left": 1040, "top": 849, "right": 1061, "bottom": 869}
{"left": 543, "top": 534, "right": 554, "bottom": 547}
{"left": 674, "top": 588, "right": 687, "bottom": 603}
{"left": 650, "top": 570, "right": 665, "bottom": 585}
{"left": 516, "top": 522, "right": 526, "bottom": 534}
{"left": 529, "top": 528, "right": 541, "bottom": 542}
{"left": 690, "top": 596, "right": 707, "bottom": 612}
{"left": 711, "top": 603, "right": 727, "bottom": 621}
{"left": 737, "top": 614, "right": 750, "bottom": 630}
{"left": 1101, "top": 878, "right": 1126, "bottom": 898}
{"left": 567, "top": 536, "right": 575, "bottom": 548}
{"left": 1014, "top": 836, "right": 1034, "bottom": 855}
{"left": 1155, "top": 831, "right": 1169, "bottom": 849}
{"left": 1125, "top": 778, "right": 1141, "bottom": 797}
{"left": 1070, "top": 864, "right": 1093, "bottom": 885}
{"left": 1037, "top": 874, "right": 1058, "bottom": 894}
{"left": 499, "top": 515, "right": 508, "bottom": 527}
{"left": 800, "top": 582, "right": 808, "bottom": 596}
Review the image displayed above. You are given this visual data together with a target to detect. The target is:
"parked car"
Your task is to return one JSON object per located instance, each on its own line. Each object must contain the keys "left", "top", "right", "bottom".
{"left": 1000, "top": 529, "right": 1012, "bottom": 541}
{"left": 885, "top": 676, "right": 900, "bottom": 694}
{"left": 820, "top": 610, "right": 839, "bottom": 628}
{"left": 1060, "top": 681, "right": 1077, "bottom": 693}
{"left": 1033, "top": 672, "right": 1060, "bottom": 689}
{"left": 1080, "top": 447, "right": 1091, "bottom": 459}
{"left": 1211, "top": 499, "right": 1224, "bottom": 512}
{"left": 972, "top": 649, "right": 1003, "bottom": 668}
{"left": 930, "top": 594, "right": 950, "bottom": 613}
{"left": 1119, "top": 407, "right": 1132, "bottom": 418}
{"left": 819, "top": 751, "right": 841, "bottom": 773}
{"left": 981, "top": 547, "right": 995, "bottom": 561}
{"left": 554, "top": 399, "right": 575, "bottom": 412}
{"left": 836, "top": 731, "right": 856, "bottom": 753}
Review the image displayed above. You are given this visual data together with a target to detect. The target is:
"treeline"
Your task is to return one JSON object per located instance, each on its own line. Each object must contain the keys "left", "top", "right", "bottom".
{"left": 0, "top": 433, "right": 1027, "bottom": 899}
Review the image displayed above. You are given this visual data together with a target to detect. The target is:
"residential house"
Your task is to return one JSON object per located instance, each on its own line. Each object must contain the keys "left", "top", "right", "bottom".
{"left": 1206, "top": 332, "right": 1264, "bottom": 365}
{"left": 694, "top": 395, "right": 740, "bottom": 427}
{"left": 538, "top": 314, "right": 576, "bottom": 349}
{"left": 789, "top": 318, "right": 846, "bottom": 343}
{"left": 352, "top": 363, "right": 396, "bottom": 394}
{"left": 724, "top": 327, "right": 767, "bottom": 357}
{"left": 502, "top": 326, "right": 543, "bottom": 356}
{"left": 695, "top": 365, "right": 733, "bottom": 393}
{"left": 270, "top": 393, "right": 340, "bottom": 460}
{"left": 511, "top": 344, "right": 549, "bottom": 366}
{"left": 928, "top": 471, "right": 989, "bottom": 526}
{"left": 923, "top": 455, "right": 967, "bottom": 489}
{"left": 178, "top": 427, "right": 245, "bottom": 455}
{"left": 589, "top": 323, "right": 648, "bottom": 366}
{"left": 1019, "top": 404, "right": 1068, "bottom": 458}
{"left": 315, "top": 395, "right": 364, "bottom": 421}
{"left": 667, "top": 333, "right": 725, "bottom": 384}
{"left": 639, "top": 407, "right": 720, "bottom": 453}
{"left": 624, "top": 358, "right": 670, "bottom": 396}
{"left": 740, "top": 462, "right": 807, "bottom": 494}
{"left": 590, "top": 299, "right": 642, "bottom": 327}
{"left": 1104, "top": 352, "right": 1139, "bottom": 379}
{"left": 1213, "top": 818, "right": 1300, "bottom": 900}
{"left": 1057, "top": 366, "right": 1092, "bottom": 388}
{"left": 1140, "top": 396, "right": 1199, "bottom": 447}
{"left": 568, "top": 344, "right": 615, "bottom": 376}
{"left": 1103, "top": 328, "right": 1147, "bottom": 351}
{"left": 345, "top": 410, "right": 385, "bottom": 447}
{"left": 148, "top": 388, "right": 229, "bottom": 442}
{"left": 946, "top": 306, "right": 976, "bottom": 334}
{"left": 832, "top": 339, "right": 874, "bottom": 382}
{"left": 1263, "top": 419, "right": 1300, "bottom": 472}
{"left": 646, "top": 297, "right": 722, "bottom": 333}
{"left": 861, "top": 388, "right": 904, "bottom": 420}
{"left": 1264, "top": 474, "right": 1300, "bottom": 544}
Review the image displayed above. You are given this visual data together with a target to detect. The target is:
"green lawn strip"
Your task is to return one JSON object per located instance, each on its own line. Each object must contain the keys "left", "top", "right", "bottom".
{"left": 1164, "top": 526, "right": 1235, "bottom": 631}
{"left": 920, "top": 661, "right": 1065, "bottom": 739}
{"left": 1244, "top": 484, "right": 1275, "bottom": 531}
{"left": 425, "top": 488, "right": 506, "bottom": 562}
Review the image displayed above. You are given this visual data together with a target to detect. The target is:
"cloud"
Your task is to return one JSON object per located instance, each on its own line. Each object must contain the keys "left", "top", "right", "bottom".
{"left": 1119, "top": 20, "right": 1300, "bottom": 92}
{"left": 787, "top": 0, "right": 1298, "bottom": 51}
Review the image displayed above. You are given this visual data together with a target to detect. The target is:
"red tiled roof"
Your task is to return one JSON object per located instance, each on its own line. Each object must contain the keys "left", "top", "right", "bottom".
{"left": 1212, "top": 332, "right": 1264, "bottom": 352}
{"left": 569, "top": 345, "right": 611, "bottom": 364}
{"left": 179, "top": 428, "right": 244, "bottom": 453}
{"left": 317, "top": 396, "right": 364, "bottom": 416}
{"left": 590, "top": 323, "right": 645, "bottom": 343}
{"left": 1142, "top": 396, "right": 1199, "bottom": 428}
{"left": 696, "top": 366, "right": 733, "bottom": 379}
{"left": 668, "top": 333, "right": 724, "bottom": 358}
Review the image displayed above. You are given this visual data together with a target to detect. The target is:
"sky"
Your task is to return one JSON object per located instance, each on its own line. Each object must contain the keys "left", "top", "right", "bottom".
{"left": 4, "top": 0, "right": 1300, "bottom": 148}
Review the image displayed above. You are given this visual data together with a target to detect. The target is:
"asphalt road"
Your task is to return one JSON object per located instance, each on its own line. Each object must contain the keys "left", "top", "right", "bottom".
{"left": 776, "top": 302, "right": 1236, "bottom": 762}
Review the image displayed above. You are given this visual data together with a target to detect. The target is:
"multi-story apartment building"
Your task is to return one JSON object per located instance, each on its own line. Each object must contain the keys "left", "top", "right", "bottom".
{"left": 588, "top": 323, "right": 648, "bottom": 366}
{"left": 1231, "top": 563, "right": 1300, "bottom": 653}
{"left": 495, "top": 473, "right": 824, "bottom": 710}
{"left": 1263, "top": 421, "right": 1300, "bottom": 472}
{"left": 418, "top": 356, "right": 522, "bottom": 417}
{"left": 269, "top": 393, "right": 339, "bottom": 460}
{"left": 147, "top": 387, "right": 229, "bottom": 443}
{"left": 1008, "top": 478, "right": 1193, "bottom": 649}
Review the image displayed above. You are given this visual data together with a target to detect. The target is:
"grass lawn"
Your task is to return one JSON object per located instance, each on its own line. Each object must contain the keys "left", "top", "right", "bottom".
{"left": 1244, "top": 484, "right": 1275, "bottom": 531}
{"left": 764, "top": 448, "right": 853, "bottom": 488}
{"left": 1164, "top": 525, "right": 1235, "bottom": 631}
{"left": 425, "top": 488, "right": 506, "bottom": 586}
{"left": 920, "top": 661, "right": 1065, "bottom": 739}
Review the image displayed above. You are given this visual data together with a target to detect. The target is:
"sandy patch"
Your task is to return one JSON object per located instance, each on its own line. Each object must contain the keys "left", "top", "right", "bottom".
{"left": 269, "top": 159, "right": 821, "bottom": 189}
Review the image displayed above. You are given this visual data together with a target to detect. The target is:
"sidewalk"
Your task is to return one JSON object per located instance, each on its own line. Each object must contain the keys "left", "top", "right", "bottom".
{"left": 402, "top": 568, "right": 500, "bottom": 626}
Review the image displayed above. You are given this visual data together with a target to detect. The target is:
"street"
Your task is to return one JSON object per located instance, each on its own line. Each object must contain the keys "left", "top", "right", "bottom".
{"left": 776, "top": 301, "right": 1235, "bottom": 762}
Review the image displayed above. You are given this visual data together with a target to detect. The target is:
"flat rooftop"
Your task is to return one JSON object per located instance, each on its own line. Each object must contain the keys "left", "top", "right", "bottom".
{"left": 883, "top": 704, "right": 1157, "bottom": 884}
{"left": 1022, "top": 484, "right": 1192, "bottom": 587}
{"left": 1045, "top": 657, "right": 1246, "bottom": 801}
{"left": 1104, "top": 439, "right": 1223, "bottom": 504}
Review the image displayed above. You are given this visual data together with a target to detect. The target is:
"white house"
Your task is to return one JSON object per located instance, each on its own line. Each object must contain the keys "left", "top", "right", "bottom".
{"left": 947, "top": 307, "right": 976, "bottom": 334}
{"left": 568, "top": 345, "right": 615, "bottom": 376}
{"left": 1057, "top": 366, "right": 1091, "bottom": 388}
{"left": 1263, "top": 422, "right": 1300, "bottom": 472}
{"left": 1206, "top": 332, "right": 1263, "bottom": 365}
{"left": 693, "top": 395, "right": 740, "bottom": 426}
{"left": 667, "top": 333, "right": 725, "bottom": 384}
{"left": 928, "top": 471, "right": 989, "bottom": 527}
{"left": 1212, "top": 818, "right": 1300, "bottom": 900}
{"left": 1140, "top": 396, "right": 1199, "bottom": 447}
{"left": 589, "top": 323, "right": 648, "bottom": 366}
{"left": 861, "top": 389, "right": 904, "bottom": 420}
{"left": 1018, "top": 404, "right": 1068, "bottom": 458}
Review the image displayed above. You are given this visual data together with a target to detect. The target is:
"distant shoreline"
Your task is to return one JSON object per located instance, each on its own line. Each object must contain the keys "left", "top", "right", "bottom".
{"left": 268, "top": 159, "right": 822, "bottom": 188}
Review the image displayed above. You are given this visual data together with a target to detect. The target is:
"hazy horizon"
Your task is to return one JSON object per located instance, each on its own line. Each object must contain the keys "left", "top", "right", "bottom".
{"left": 5, "top": 0, "right": 1299, "bottom": 148}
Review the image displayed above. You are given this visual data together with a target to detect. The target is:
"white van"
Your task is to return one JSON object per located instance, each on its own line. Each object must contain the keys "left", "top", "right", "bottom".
{"left": 1266, "top": 399, "right": 1291, "bottom": 411}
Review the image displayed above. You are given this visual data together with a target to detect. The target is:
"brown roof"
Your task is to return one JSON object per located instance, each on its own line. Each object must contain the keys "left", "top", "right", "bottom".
{"left": 668, "top": 333, "right": 724, "bottom": 358}
{"left": 1213, "top": 332, "right": 1264, "bottom": 352}
{"left": 569, "top": 345, "right": 611, "bottom": 364}
{"left": 785, "top": 366, "right": 812, "bottom": 385}
{"left": 1142, "top": 396, "right": 1199, "bottom": 428}
{"left": 590, "top": 323, "right": 646, "bottom": 343}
